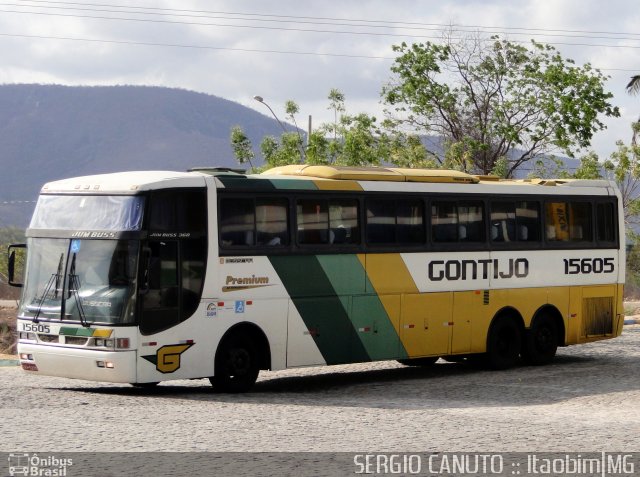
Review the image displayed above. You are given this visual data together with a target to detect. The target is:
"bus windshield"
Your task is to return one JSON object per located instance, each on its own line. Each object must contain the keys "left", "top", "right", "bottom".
{"left": 30, "top": 195, "right": 145, "bottom": 231}
{"left": 19, "top": 238, "right": 139, "bottom": 325}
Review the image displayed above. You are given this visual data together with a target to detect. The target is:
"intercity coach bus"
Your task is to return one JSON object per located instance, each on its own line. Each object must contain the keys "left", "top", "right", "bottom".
{"left": 8, "top": 165, "right": 625, "bottom": 392}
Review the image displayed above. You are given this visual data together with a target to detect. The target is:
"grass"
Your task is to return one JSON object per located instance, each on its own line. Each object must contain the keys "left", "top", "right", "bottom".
{"left": 0, "top": 309, "right": 16, "bottom": 355}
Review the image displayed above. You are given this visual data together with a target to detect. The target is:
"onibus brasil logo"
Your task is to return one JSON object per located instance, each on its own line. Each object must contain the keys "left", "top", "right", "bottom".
{"left": 8, "top": 453, "right": 73, "bottom": 476}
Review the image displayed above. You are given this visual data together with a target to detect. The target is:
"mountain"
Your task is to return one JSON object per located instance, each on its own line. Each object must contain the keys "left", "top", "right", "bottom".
{"left": 0, "top": 84, "right": 285, "bottom": 227}
{"left": 0, "top": 84, "right": 585, "bottom": 229}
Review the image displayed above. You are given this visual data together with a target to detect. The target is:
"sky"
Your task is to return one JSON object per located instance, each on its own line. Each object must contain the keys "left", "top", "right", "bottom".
{"left": 1, "top": 0, "right": 639, "bottom": 162}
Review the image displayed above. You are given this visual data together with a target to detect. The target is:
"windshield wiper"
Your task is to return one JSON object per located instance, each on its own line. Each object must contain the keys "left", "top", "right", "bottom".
{"left": 67, "top": 252, "right": 89, "bottom": 328}
{"left": 32, "top": 253, "right": 64, "bottom": 323}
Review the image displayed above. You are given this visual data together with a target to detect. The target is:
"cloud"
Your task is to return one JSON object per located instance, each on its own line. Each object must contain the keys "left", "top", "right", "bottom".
{"left": 0, "top": 0, "right": 638, "bottom": 157}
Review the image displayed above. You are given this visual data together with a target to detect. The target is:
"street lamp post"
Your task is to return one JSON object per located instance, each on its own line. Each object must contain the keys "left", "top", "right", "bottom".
{"left": 253, "top": 95, "right": 306, "bottom": 163}
{"left": 253, "top": 95, "right": 287, "bottom": 134}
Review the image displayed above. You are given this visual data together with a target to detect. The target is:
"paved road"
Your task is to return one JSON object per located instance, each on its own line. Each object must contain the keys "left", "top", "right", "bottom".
{"left": 1, "top": 326, "right": 639, "bottom": 454}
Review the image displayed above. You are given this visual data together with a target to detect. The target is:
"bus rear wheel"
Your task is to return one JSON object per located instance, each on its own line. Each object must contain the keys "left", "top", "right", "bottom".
{"left": 210, "top": 334, "right": 259, "bottom": 393}
{"left": 522, "top": 315, "right": 558, "bottom": 366}
{"left": 486, "top": 315, "right": 522, "bottom": 370}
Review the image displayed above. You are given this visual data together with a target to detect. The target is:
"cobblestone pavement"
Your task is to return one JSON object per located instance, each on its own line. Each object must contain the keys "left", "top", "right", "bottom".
{"left": 1, "top": 327, "right": 639, "bottom": 453}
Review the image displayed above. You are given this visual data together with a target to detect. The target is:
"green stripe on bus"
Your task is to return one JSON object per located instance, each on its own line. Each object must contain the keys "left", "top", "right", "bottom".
{"left": 59, "top": 327, "right": 93, "bottom": 337}
{"left": 268, "top": 179, "right": 318, "bottom": 190}
{"left": 217, "top": 176, "right": 317, "bottom": 191}
{"left": 317, "top": 255, "right": 408, "bottom": 360}
{"left": 216, "top": 177, "right": 277, "bottom": 190}
{"left": 268, "top": 255, "right": 370, "bottom": 365}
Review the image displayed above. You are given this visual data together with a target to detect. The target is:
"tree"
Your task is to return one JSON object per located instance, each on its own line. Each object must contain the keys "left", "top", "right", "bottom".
{"left": 231, "top": 90, "right": 429, "bottom": 170}
{"left": 382, "top": 34, "right": 620, "bottom": 177}
{"left": 626, "top": 75, "right": 640, "bottom": 147}
{"left": 628, "top": 75, "right": 640, "bottom": 96}
{"left": 605, "top": 138, "right": 640, "bottom": 227}
{"left": 555, "top": 129, "right": 640, "bottom": 227}
{"left": 229, "top": 126, "right": 255, "bottom": 170}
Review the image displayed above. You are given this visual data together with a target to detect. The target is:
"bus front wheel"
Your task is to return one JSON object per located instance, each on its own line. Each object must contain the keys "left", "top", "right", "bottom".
{"left": 210, "top": 334, "right": 259, "bottom": 393}
{"left": 486, "top": 315, "right": 522, "bottom": 370}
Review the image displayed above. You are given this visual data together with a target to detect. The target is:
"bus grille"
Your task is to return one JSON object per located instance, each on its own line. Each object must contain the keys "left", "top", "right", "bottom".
{"left": 38, "top": 334, "right": 59, "bottom": 343}
{"left": 582, "top": 297, "right": 614, "bottom": 336}
{"left": 64, "top": 336, "right": 89, "bottom": 345}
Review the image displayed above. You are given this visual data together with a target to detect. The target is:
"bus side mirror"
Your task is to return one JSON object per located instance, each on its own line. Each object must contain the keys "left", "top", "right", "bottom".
{"left": 7, "top": 244, "right": 26, "bottom": 288}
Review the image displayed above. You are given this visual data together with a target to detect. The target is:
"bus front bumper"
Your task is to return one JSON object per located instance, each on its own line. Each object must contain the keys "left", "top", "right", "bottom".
{"left": 18, "top": 343, "right": 137, "bottom": 383}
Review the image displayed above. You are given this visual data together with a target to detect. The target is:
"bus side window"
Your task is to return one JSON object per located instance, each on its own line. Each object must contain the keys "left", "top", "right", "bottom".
{"left": 297, "top": 199, "right": 329, "bottom": 244}
{"left": 458, "top": 201, "right": 484, "bottom": 242}
{"left": 220, "top": 199, "right": 255, "bottom": 246}
{"left": 431, "top": 201, "right": 458, "bottom": 242}
{"left": 516, "top": 201, "right": 540, "bottom": 242}
{"left": 490, "top": 202, "right": 515, "bottom": 242}
{"left": 256, "top": 199, "right": 289, "bottom": 246}
{"left": 596, "top": 202, "right": 616, "bottom": 244}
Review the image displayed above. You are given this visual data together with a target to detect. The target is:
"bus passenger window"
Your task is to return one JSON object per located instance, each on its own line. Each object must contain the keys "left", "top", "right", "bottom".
{"left": 490, "top": 202, "right": 516, "bottom": 242}
{"left": 431, "top": 202, "right": 458, "bottom": 242}
{"left": 220, "top": 199, "right": 255, "bottom": 246}
{"left": 596, "top": 202, "right": 616, "bottom": 244}
{"left": 569, "top": 202, "right": 592, "bottom": 241}
{"left": 545, "top": 202, "right": 592, "bottom": 243}
{"left": 256, "top": 199, "right": 289, "bottom": 246}
{"left": 366, "top": 199, "right": 423, "bottom": 244}
{"left": 397, "top": 200, "right": 424, "bottom": 243}
{"left": 329, "top": 200, "right": 359, "bottom": 244}
{"left": 458, "top": 202, "right": 484, "bottom": 242}
{"left": 297, "top": 200, "right": 329, "bottom": 244}
{"left": 367, "top": 200, "right": 395, "bottom": 244}
{"left": 516, "top": 202, "right": 540, "bottom": 242}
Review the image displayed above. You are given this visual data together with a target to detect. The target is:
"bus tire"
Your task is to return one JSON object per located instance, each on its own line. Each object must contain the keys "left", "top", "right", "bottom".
{"left": 397, "top": 357, "right": 438, "bottom": 366}
{"left": 210, "top": 334, "right": 259, "bottom": 393}
{"left": 522, "top": 314, "right": 558, "bottom": 366}
{"left": 486, "top": 314, "right": 522, "bottom": 370}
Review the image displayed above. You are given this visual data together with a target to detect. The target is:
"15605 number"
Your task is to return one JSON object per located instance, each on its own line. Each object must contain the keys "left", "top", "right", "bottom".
{"left": 563, "top": 257, "right": 615, "bottom": 274}
{"left": 21, "top": 322, "right": 50, "bottom": 333}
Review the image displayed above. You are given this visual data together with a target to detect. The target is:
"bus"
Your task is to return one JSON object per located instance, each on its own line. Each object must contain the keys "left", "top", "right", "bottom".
{"left": 8, "top": 164, "right": 625, "bottom": 392}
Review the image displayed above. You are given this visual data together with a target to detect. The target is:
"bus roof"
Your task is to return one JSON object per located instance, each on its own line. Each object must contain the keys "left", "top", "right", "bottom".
{"left": 263, "top": 164, "right": 480, "bottom": 183}
{"left": 38, "top": 165, "right": 619, "bottom": 198}
{"left": 40, "top": 170, "right": 209, "bottom": 194}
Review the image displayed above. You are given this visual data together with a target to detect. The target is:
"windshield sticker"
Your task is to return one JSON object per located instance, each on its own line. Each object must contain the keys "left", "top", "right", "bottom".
{"left": 70, "top": 239, "right": 81, "bottom": 253}
{"left": 142, "top": 343, "right": 194, "bottom": 374}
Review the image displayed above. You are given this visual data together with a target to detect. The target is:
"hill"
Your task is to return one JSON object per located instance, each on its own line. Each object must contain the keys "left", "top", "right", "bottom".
{"left": 0, "top": 84, "right": 284, "bottom": 227}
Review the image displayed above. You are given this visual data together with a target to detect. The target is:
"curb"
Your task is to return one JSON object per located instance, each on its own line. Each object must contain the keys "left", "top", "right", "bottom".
{"left": 0, "top": 358, "right": 18, "bottom": 367}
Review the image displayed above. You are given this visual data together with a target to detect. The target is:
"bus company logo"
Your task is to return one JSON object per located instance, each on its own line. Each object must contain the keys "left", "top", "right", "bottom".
{"left": 142, "top": 343, "right": 194, "bottom": 374}
{"left": 206, "top": 303, "right": 217, "bottom": 317}
{"left": 8, "top": 453, "right": 73, "bottom": 476}
{"left": 222, "top": 274, "right": 271, "bottom": 292}
{"left": 428, "top": 258, "right": 529, "bottom": 282}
